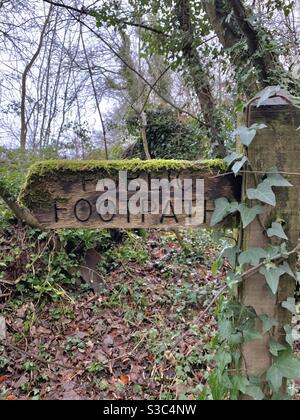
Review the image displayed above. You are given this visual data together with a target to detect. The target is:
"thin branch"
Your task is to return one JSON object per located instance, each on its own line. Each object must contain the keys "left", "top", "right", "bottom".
{"left": 242, "top": 243, "right": 300, "bottom": 280}
{"left": 211, "top": 169, "right": 300, "bottom": 178}
{"left": 66, "top": 11, "right": 207, "bottom": 126}
{"left": 0, "top": 187, "right": 42, "bottom": 229}
{"left": 140, "top": 64, "right": 172, "bottom": 114}
{"left": 80, "top": 26, "right": 109, "bottom": 159}
{"left": 20, "top": 5, "right": 52, "bottom": 149}
{"left": 3, "top": 342, "right": 79, "bottom": 370}
{"left": 42, "top": 0, "right": 167, "bottom": 35}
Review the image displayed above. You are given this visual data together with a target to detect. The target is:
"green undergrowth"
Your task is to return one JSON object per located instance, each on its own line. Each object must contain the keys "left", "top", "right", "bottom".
{"left": 0, "top": 220, "right": 229, "bottom": 400}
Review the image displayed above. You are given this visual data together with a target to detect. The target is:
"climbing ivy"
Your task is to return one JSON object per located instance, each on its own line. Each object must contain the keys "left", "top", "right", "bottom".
{"left": 210, "top": 91, "right": 300, "bottom": 400}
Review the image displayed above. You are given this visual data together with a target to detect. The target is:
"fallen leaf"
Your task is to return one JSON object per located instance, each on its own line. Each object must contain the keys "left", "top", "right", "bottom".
{"left": 119, "top": 374, "right": 130, "bottom": 385}
{"left": 62, "top": 390, "right": 82, "bottom": 400}
{"left": 0, "top": 375, "right": 9, "bottom": 383}
{"left": 103, "top": 335, "right": 114, "bottom": 348}
{"left": 6, "top": 395, "right": 17, "bottom": 400}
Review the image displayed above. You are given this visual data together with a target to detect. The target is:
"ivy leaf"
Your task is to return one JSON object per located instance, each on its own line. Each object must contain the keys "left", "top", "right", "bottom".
{"left": 224, "top": 152, "right": 243, "bottom": 166}
{"left": 256, "top": 86, "right": 281, "bottom": 107}
{"left": 219, "top": 319, "right": 233, "bottom": 341}
{"left": 242, "top": 319, "right": 262, "bottom": 342}
{"left": 228, "top": 333, "right": 243, "bottom": 345}
{"left": 266, "top": 365, "right": 283, "bottom": 393}
{"left": 266, "top": 167, "right": 293, "bottom": 187}
{"left": 247, "top": 180, "right": 276, "bottom": 206}
{"left": 245, "top": 385, "right": 264, "bottom": 400}
{"left": 232, "top": 156, "right": 248, "bottom": 176}
{"left": 259, "top": 265, "right": 286, "bottom": 294}
{"left": 221, "top": 246, "right": 240, "bottom": 267}
{"left": 211, "top": 257, "right": 223, "bottom": 274}
{"left": 269, "top": 339, "right": 287, "bottom": 357}
{"left": 276, "top": 353, "right": 300, "bottom": 380}
{"left": 211, "top": 198, "right": 239, "bottom": 226}
{"left": 281, "top": 297, "right": 296, "bottom": 314}
{"left": 284, "top": 325, "right": 294, "bottom": 346}
{"left": 259, "top": 314, "right": 278, "bottom": 334}
{"left": 234, "top": 126, "right": 256, "bottom": 147}
{"left": 228, "top": 201, "right": 240, "bottom": 213}
{"left": 231, "top": 376, "right": 249, "bottom": 394}
{"left": 215, "top": 351, "right": 232, "bottom": 374}
{"left": 238, "top": 204, "right": 263, "bottom": 228}
{"left": 243, "top": 329, "right": 262, "bottom": 342}
{"left": 265, "top": 245, "right": 281, "bottom": 259}
{"left": 234, "top": 124, "right": 267, "bottom": 147}
{"left": 239, "top": 247, "right": 267, "bottom": 267}
{"left": 280, "top": 262, "right": 295, "bottom": 278}
{"left": 267, "top": 222, "right": 288, "bottom": 240}
{"left": 210, "top": 198, "right": 230, "bottom": 226}
{"left": 292, "top": 327, "right": 300, "bottom": 342}
{"left": 250, "top": 123, "right": 268, "bottom": 130}
{"left": 226, "top": 272, "right": 241, "bottom": 290}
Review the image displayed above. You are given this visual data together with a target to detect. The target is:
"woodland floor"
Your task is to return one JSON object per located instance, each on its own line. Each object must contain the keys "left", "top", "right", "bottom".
{"left": 0, "top": 229, "right": 299, "bottom": 400}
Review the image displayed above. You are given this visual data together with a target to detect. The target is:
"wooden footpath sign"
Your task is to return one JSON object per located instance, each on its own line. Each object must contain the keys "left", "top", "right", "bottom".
{"left": 19, "top": 159, "right": 241, "bottom": 230}
{"left": 16, "top": 89, "right": 300, "bottom": 399}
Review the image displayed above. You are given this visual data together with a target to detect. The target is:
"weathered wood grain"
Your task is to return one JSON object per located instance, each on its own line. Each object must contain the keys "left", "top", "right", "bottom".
{"left": 240, "top": 91, "right": 300, "bottom": 398}
{"left": 20, "top": 160, "right": 241, "bottom": 229}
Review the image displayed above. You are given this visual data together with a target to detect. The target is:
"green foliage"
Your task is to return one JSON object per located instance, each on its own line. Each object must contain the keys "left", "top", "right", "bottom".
{"left": 267, "top": 352, "right": 300, "bottom": 393}
{"left": 0, "top": 148, "right": 58, "bottom": 197}
{"left": 238, "top": 247, "right": 267, "bottom": 267}
{"left": 86, "top": 362, "right": 105, "bottom": 375}
{"left": 234, "top": 124, "right": 267, "bottom": 147}
{"left": 126, "top": 108, "right": 210, "bottom": 160}
{"left": 96, "top": 231, "right": 149, "bottom": 275}
{"left": 267, "top": 222, "right": 288, "bottom": 240}
{"left": 209, "top": 121, "right": 298, "bottom": 399}
{"left": 113, "top": 232, "right": 149, "bottom": 266}
{"left": 238, "top": 204, "right": 263, "bottom": 228}
{"left": 210, "top": 198, "right": 238, "bottom": 226}
{"left": 259, "top": 264, "right": 289, "bottom": 295}
{"left": 247, "top": 180, "right": 276, "bottom": 206}
{"left": 255, "top": 86, "right": 281, "bottom": 107}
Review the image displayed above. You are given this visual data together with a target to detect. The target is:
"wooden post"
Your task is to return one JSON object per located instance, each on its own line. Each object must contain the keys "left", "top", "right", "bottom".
{"left": 240, "top": 90, "right": 300, "bottom": 398}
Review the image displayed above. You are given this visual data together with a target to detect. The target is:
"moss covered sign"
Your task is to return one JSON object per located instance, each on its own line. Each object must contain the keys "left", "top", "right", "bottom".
{"left": 19, "top": 159, "right": 241, "bottom": 230}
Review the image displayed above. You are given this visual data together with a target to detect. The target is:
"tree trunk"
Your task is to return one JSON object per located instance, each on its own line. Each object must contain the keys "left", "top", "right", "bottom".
{"left": 204, "top": 0, "right": 300, "bottom": 95}
{"left": 20, "top": 5, "right": 52, "bottom": 150}
{"left": 176, "top": 0, "right": 226, "bottom": 158}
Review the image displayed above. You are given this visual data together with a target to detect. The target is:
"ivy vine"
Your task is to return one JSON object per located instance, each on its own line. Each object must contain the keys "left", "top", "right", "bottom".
{"left": 210, "top": 90, "right": 300, "bottom": 400}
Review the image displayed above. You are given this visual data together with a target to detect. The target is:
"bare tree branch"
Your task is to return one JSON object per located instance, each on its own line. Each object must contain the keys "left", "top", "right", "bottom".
{"left": 80, "top": 25, "right": 109, "bottom": 159}
{"left": 0, "top": 186, "right": 42, "bottom": 229}
{"left": 42, "top": 0, "right": 167, "bottom": 35}
{"left": 20, "top": 5, "right": 53, "bottom": 149}
{"left": 66, "top": 10, "right": 208, "bottom": 126}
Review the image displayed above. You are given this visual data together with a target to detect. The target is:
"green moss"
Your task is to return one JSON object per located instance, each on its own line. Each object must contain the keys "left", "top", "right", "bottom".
{"left": 25, "top": 158, "right": 226, "bottom": 178}
{"left": 20, "top": 189, "right": 53, "bottom": 211}
{"left": 19, "top": 159, "right": 227, "bottom": 210}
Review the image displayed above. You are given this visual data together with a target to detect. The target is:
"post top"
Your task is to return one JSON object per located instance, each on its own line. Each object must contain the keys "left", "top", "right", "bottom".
{"left": 246, "top": 88, "right": 294, "bottom": 108}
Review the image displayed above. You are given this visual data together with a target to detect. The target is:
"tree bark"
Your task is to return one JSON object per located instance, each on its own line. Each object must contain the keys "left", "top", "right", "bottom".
{"left": 80, "top": 26, "right": 109, "bottom": 159}
{"left": 0, "top": 185, "right": 42, "bottom": 229}
{"left": 20, "top": 5, "right": 52, "bottom": 150}
{"left": 176, "top": 0, "right": 226, "bottom": 158}
{"left": 204, "top": 0, "right": 300, "bottom": 94}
